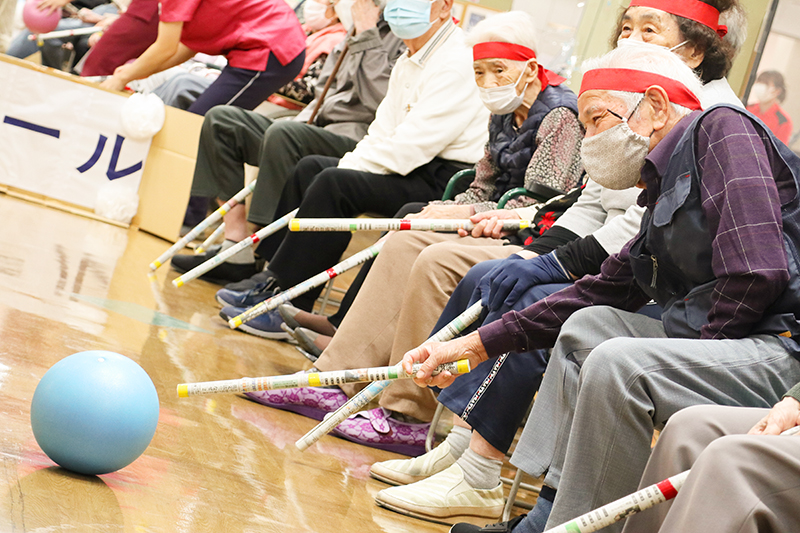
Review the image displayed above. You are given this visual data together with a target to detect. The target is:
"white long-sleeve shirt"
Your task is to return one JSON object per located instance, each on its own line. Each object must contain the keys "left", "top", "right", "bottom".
{"left": 337, "top": 20, "right": 490, "bottom": 175}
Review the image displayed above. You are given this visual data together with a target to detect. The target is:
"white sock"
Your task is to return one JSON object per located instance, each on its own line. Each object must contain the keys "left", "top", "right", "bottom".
{"left": 220, "top": 239, "right": 254, "bottom": 264}
{"left": 458, "top": 448, "right": 502, "bottom": 490}
{"left": 442, "top": 425, "right": 471, "bottom": 459}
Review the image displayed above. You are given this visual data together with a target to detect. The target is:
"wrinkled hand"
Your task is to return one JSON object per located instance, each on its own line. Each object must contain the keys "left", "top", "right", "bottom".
{"left": 37, "top": 0, "right": 69, "bottom": 15}
{"left": 748, "top": 396, "right": 800, "bottom": 435}
{"left": 475, "top": 252, "right": 570, "bottom": 312}
{"left": 405, "top": 204, "right": 472, "bottom": 220}
{"left": 351, "top": 0, "right": 380, "bottom": 34}
{"left": 457, "top": 209, "right": 520, "bottom": 239}
{"left": 402, "top": 332, "right": 488, "bottom": 389}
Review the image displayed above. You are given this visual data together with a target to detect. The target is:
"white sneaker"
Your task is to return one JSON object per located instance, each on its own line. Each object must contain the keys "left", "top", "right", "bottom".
{"left": 370, "top": 441, "right": 457, "bottom": 486}
{"left": 375, "top": 463, "right": 504, "bottom": 520}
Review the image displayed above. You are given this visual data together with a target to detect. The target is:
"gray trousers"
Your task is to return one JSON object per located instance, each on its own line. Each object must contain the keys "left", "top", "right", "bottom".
{"left": 621, "top": 404, "right": 800, "bottom": 532}
{"left": 190, "top": 106, "right": 358, "bottom": 226}
{"left": 509, "top": 306, "right": 800, "bottom": 532}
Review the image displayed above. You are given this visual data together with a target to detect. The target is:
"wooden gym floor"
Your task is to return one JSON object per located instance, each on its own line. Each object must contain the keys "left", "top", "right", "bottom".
{"left": 0, "top": 193, "right": 535, "bottom": 532}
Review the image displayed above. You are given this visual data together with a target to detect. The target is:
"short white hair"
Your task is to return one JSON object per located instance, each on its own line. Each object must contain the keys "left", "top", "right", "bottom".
{"left": 581, "top": 44, "right": 704, "bottom": 117}
{"left": 464, "top": 11, "right": 539, "bottom": 53}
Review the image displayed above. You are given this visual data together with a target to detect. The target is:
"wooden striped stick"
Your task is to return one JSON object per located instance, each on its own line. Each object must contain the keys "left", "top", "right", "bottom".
{"left": 289, "top": 218, "right": 532, "bottom": 233}
{"left": 295, "top": 301, "right": 484, "bottom": 451}
{"left": 544, "top": 425, "right": 800, "bottom": 532}
{"left": 173, "top": 208, "right": 299, "bottom": 288}
{"left": 149, "top": 181, "right": 257, "bottom": 271}
{"left": 195, "top": 223, "right": 225, "bottom": 254}
{"left": 227, "top": 241, "right": 383, "bottom": 327}
{"left": 177, "top": 360, "right": 470, "bottom": 397}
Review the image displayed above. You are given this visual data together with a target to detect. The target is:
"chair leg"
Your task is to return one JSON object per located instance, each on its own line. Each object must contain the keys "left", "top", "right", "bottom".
{"left": 317, "top": 279, "right": 335, "bottom": 315}
{"left": 425, "top": 403, "right": 445, "bottom": 452}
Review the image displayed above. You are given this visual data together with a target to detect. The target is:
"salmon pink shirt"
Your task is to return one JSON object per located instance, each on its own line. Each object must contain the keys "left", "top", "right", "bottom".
{"left": 159, "top": 0, "right": 306, "bottom": 71}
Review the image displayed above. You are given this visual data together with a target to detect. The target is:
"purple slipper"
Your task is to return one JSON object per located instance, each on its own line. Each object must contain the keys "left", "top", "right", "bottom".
{"left": 331, "top": 407, "right": 430, "bottom": 456}
{"left": 244, "top": 386, "right": 348, "bottom": 421}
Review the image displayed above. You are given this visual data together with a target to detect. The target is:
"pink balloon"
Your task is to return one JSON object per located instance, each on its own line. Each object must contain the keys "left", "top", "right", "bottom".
{"left": 23, "top": 0, "right": 61, "bottom": 35}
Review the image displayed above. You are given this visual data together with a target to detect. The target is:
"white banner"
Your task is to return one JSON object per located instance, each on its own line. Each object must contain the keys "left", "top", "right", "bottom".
{"left": 0, "top": 60, "right": 151, "bottom": 210}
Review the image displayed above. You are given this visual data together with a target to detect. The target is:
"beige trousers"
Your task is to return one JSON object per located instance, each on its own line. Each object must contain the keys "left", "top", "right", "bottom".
{"left": 314, "top": 231, "right": 520, "bottom": 421}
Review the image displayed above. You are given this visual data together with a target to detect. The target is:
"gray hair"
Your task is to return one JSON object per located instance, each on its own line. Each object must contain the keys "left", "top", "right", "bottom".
{"left": 582, "top": 44, "right": 704, "bottom": 117}
{"left": 464, "top": 11, "right": 539, "bottom": 53}
{"left": 719, "top": 4, "right": 748, "bottom": 54}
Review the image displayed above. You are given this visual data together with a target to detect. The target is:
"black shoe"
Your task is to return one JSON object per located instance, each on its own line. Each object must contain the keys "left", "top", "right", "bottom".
{"left": 170, "top": 246, "right": 258, "bottom": 285}
{"left": 223, "top": 269, "right": 277, "bottom": 292}
{"left": 450, "top": 515, "right": 527, "bottom": 533}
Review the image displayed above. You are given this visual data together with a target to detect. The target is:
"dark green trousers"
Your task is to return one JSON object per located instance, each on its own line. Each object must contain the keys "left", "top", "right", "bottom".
{"left": 190, "top": 106, "right": 358, "bottom": 226}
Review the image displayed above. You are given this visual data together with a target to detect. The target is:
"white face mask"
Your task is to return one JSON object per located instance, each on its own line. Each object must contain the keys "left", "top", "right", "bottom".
{"left": 477, "top": 62, "right": 530, "bottom": 115}
{"left": 581, "top": 105, "right": 652, "bottom": 190}
{"left": 334, "top": 0, "right": 355, "bottom": 30}
{"left": 304, "top": 0, "right": 332, "bottom": 32}
{"left": 616, "top": 37, "right": 689, "bottom": 54}
{"left": 749, "top": 82, "right": 776, "bottom": 106}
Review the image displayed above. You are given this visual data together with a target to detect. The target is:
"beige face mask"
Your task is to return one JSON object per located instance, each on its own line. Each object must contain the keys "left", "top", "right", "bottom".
{"left": 581, "top": 104, "right": 651, "bottom": 190}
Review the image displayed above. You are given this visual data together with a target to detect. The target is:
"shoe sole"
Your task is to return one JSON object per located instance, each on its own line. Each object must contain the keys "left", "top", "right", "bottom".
{"left": 294, "top": 346, "right": 319, "bottom": 363}
{"left": 236, "top": 322, "right": 294, "bottom": 340}
{"left": 330, "top": 428, "right": 426, "bottom": 457}
{"left": 375, "top": 494, "right": 504, "bottom": 521}
{"left": 242, "top": 393, "right": 340, "bottom": 421}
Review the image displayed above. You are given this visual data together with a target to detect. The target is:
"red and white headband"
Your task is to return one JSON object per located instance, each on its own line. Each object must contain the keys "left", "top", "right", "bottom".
{"left": 472, "top": 42, "right": 566, "bottom": 87}
{"left": 579, "top": 68, "right": 703, "bottom": 110}
{"left": 629, "top": 0, "right": 728, "bottom": 38}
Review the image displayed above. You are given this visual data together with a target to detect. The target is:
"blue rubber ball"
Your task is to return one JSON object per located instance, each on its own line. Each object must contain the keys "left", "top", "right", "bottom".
{"left": 31, "top": 351, "right": 159, "bottom": 475}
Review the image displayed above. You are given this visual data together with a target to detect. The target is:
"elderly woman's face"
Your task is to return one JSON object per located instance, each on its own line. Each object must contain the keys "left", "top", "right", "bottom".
{"left": 473, "top": 58, "right": 525, "bottom": 90}
{"left": 618, "top": 7, "right": 684, "bottom": 49}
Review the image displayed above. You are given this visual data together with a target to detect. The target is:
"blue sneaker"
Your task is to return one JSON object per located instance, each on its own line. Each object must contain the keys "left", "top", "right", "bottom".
{"left": 215, "top": 280, "right": 279, "bottom": 307}
{"left": 220, "top": 305, "right": 292, "bottom": 340}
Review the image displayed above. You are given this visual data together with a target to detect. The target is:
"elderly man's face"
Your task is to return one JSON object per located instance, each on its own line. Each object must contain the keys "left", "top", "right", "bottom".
{"left": 578, "top": 90, "right": 652, "bottom": 143}
{"left": 473, "top": 58, "right": 528, "bottom": 90}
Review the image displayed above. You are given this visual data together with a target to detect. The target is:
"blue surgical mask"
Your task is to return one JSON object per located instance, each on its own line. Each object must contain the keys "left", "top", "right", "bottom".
{"left": 384, "top": 0, "right": 434, "bottom": 40}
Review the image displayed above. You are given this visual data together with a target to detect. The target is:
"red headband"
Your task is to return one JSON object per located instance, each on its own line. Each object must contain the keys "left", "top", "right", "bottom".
{"left": 629, "top": 0, "right": 728, "bottom": 37}
{"left": 472, "top": 42, "right": 566, "bottom": 87}
{"left": 579, "top": 68, "right": 703, "bottom": 110}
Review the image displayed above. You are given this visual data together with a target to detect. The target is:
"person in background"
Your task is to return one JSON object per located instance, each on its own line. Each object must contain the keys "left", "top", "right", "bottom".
{"left": 6, "top": 0, "right": 119, "bottom": 70}
{"left": 79, "top": 0, "right": 160, "bottom": 77}
{"left": 99, "top": 0, "right": 306, "bottom": 116}
{"left": 747, "top": 70, "right": 793, "bottom": 145}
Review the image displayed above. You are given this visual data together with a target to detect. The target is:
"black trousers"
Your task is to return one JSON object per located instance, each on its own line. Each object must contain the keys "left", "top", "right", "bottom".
{"left": 256, "top": 156, "right": 468, "bottom": 309}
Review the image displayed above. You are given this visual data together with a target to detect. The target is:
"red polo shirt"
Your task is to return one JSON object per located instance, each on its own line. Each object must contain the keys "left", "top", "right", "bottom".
{"left": 160, "top": 0, "right": 306, "bottom": 71}
{"left": 747, "top": 102, "right": 793, "bottom": 145}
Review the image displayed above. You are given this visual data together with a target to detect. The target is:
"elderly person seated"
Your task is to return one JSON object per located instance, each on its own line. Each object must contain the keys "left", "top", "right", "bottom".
{"left": 170, "top": 0, "right": 405, "bottom": 279}
{"left": 365, "top": 0, "right": 750, "bottom": 524}
{"left": 408, "top": 40, "right": 800, "bottom": 533}
{"left": 240, "top": 9, "right": 584, "bottom": 430}
{"left": 620, "top": 384, "right": 800, "bottom": 533}
{"left": 213, "top": 0, "right": 495, "bottom": 335}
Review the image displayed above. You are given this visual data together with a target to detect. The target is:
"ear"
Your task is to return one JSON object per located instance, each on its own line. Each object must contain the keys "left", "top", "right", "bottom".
{"left": 642, "top": 85, "right": 671, "bottom": 131}
{"left": 436, "top": 0, "right": 453, "bottom": 21}
{"left": 680, "top": 43, "right": 705, "bottom": 70}
{"left": 523, "top": 60, "right": 539, "bottom": 85}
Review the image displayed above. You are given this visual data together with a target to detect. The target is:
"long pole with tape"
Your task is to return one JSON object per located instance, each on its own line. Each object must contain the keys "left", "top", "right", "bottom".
{"left": 295, "top": 301, "right": 484, "bottom": 451}
{"left": 173, "top": 208, "right": 299, "bottom": 287}
{"left": 543, "top": 425, "right": 800, "bottom": 533}
{"left": 149, "top": 181, "right": 257, "bottom": 271}
{"left": 289, "top": 218, "right": 532, "bottom": 233}
{"left": 195, "top": 223, "right": 226, "bottom": 254}
{"left": 227, "top": 241, "right": 384, "bottom": 327}
{"left": 176, "top": 360, "right": 470, "bottom": 397}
